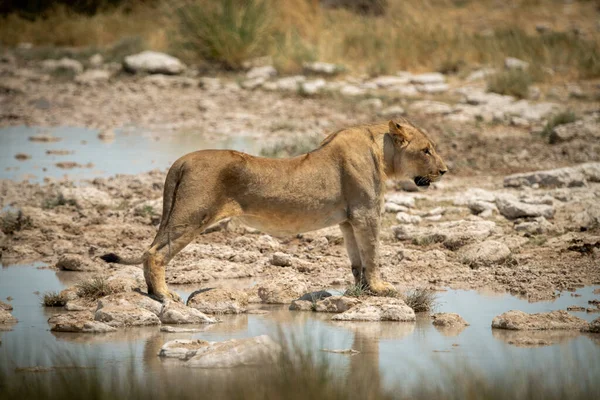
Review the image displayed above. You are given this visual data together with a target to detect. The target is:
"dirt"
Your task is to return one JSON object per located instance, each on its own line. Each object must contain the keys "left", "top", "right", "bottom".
{"left": 1, "top": 53, "right": 600, "bottom": 303}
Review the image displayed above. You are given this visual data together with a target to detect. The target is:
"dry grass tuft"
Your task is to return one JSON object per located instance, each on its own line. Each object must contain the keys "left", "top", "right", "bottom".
{"left": 41, "top": 291, "right": 67, "bottom": 307}
{"left": 76, "top": 277, "right": 120, "bottom": 300}
{"left": 403, "top": 288, "right": 437, "bottom": 312}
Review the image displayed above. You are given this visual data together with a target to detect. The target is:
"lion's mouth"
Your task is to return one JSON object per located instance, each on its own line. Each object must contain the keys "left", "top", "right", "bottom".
{"left": 414, "top": 176, "right": 431, "bottom": 187}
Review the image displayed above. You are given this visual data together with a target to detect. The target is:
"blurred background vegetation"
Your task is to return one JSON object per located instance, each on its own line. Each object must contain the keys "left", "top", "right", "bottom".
{"left": 0, "top": 0, "right": 598, "bottom": 78}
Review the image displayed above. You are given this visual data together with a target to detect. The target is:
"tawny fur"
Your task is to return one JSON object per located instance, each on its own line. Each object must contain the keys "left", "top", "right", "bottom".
{"left": 101, "top": 120, "right": 448, "bottom": 302}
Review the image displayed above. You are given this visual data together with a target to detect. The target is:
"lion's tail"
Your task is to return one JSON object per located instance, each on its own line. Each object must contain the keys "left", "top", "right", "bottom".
{"left": 100, "top": 252, "right": 147, "bottom": 265}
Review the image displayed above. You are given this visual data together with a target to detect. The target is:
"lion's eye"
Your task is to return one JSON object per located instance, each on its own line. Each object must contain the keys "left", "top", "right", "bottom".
{"left": 423, "top": 148, "right": 431, "bottom": 155}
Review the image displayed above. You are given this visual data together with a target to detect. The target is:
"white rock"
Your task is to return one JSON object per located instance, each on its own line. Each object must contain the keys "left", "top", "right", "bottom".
{"left": 492, "top": 310, "right": 588, "bottom": 330}
{"left": 384, "top": 202, "right": 408, "bottom": 213}
{"left": 60, "top": 187, "right": 116, "bottom": 208}
{"left": 465, "top": 68, "right": 497, "bottom": 82}
{"left": 378, "top": 105, "right": 405, "bottom": 118}
{"left": 416, "top": 83, "right": 449, "bottom": 94}
{"left": 159, "top": 339, "right": 209, "bottom": 359}
{"left": 385, "top": 193, "right": 415, "bottom": 208}
{"left": 123, "top": 51, "right": 185, "bottom": 75}
{"left": 270, "top": 252, "right": 292, "bottom": 267}
{"left": 41, "top": 58, "right": 84, "bottom": 75}
{"left": 303, "top": 61, "right": 341, "bottom": 76}
{"left": 89, "top": 53, "right": 103, "bottom": 67}
{"left": 241, "top": 77, "right": 266, "bottom": 90}
{"left": 340, "top": 85, "right": 366, "bottom": 96}
{"left": 394, "top": 220, "right": 497, "bottom": 249}
{"left": 358, "top": 98, "right": 383, "bottom": 110}
{"left": 410, "top": 73, "right": 445, "bottom": 85}
{"left": 75, "top": 69, "right": 110, "bottom": 84}
{"left": 315, "top": 296, "right": 360, "bottom": 313}
{"left": 496, "top": 194, "right": 554, "bottom": 220}
{"left": 275, "top": 75, "right": 306, "bottom": 91}
{"left": 300, "top": 78, "right": 326, "bottom": 95}
{"left": 369, "top": 75, "right": 411, "bottom": 88}
{"left": 409, "top": 100, "right": 454, "bottom": 115}
{"left": 332, "top": 297, "right": 415, "bottom": 322}
{"left": 503, "top": 163, "right": 600, "bottom": 188}
{"left": 187, "top": 288, "right": 249, "bottom": 314}
{"left": 459, "top": 240, "right": 511, "bottom": 268}
{"left": 505, "top": 57, "right": 529, "bottom": 70}
{"left": 395, "top": 212, "right": 421, "bottom": 224}
{"left": 246, "top": 65, "right": 277, "bottom": 79}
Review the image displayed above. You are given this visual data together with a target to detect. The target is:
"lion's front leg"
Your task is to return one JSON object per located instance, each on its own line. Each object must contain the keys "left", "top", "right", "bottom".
{"left": 350, "top": 214, "right": 396, "bottom": 296}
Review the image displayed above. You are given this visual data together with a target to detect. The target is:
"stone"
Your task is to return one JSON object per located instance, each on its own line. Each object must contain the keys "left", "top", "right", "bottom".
{"left": 340, "top": 85, "right": 366, "bottom": 97}
{"left": 492, "top": 310, "right": 588, "bottom": 330}
{"left": 241, "top": 77, "right": 266, "bottom": 90}
{"left": 75, "top": 69, "right": 110, "bottom": 84}
{"left": 41, "top": 58, "right": 83, "bottom": 75}
{"left": 159, "top": 339, "right": 210, "bottom": 359}
{"left": 468, "top": 200, "right": 497, "bottom": 215}
{"left": 56, "top": 254, "right": 102, "bottom": 272}
{"left": 257, "top": 277, "right": 308, "bottom": 304}
{"left": 410, "top": 73, "right": 445, "bottom": 85}
{"left": 582, "top": 317, "right": 600, "bottom": 333}
{"left": 417, "top": 83, "right": 449, "bottom": 94}
{"left": 246, "top": 65, "right": 277, "bottom": 80}
{"left": 504, "top": 57, "right": 529, "bottom": 70}
{"left": 331, "top": 297, "right": 415, "bottom": 322}
{"left": 549, "top": 119, "right": 600, "bottom": 144}
{"left": 123, "top": 51, "right": 185, "bottom": 75}
{"left": 0, "top": 300, "right": 13, "bottom": 311}
{"left": 465, "top": 68, "right": 497, "bottom": 82}
{"left": 409, "top": 100, "right": 453, "bottom": 115}
{"left": 60, "top": 187, "right": 116, "bottom": 208}
{"left": 384, "top": 202, "right": 408, "bottom": 213}
{"left": 496, "top": 195, "right": 554, "bottom": 220}
{"left": 48, "top": 312, "right": 116, "bottom": 333}
{"left": 300, "top": 79, "right": 326, "bottom": 95}
{"left": 270, "top": 252, "right": 292, "bottom": 267}
{"left": 431, "top": 312, "right": 469, "bottom": 335}
{"left": 298, "top": 291, "right": 332, "bottom": 301}
{"left": 369, "top": 75, "right": 410, "bottom": 88}
{"left": 395, "top": 212, "right": 421, "bottom": 224}
{"left": 94, "top": 292, "right": 162, "bottom": 327}
{"left": 514, "top": 216, "right": 556, "bottom": 235}
{"left": 394, "top": 220, "right": 496, "bottom": 250}
{"left": 378, "top": 105, "right": 405, "bottom": 118}
{"left": 459, "top": 240, "right": 511, "bottom": 268}
{"left": 184, "top": 335, "right": 282, "bottom": 368}
{"left": 159, "top": 301, "right": 216, "bottom": 324}
{"left": 358, "top": 98, "right": 383, "bottom": 110}
{"left": 385, "top": 193, "right": 415, "bottom": 208}
{"left": 0, "top": 308, "right": 17, "bottom": 324}
{"left": 89, "top": 53, "right": 103, "bottom": 67}
{"left": 187, "top": 288, "right": 248, "bottom": 314}
{"left": 302, "top": 61, "right": 341, "bottom": 76}
{"left": 289, "top": 300, "right": 313, "bottom": 311}
{"left": 273, "top": 76, "right": 305, "bottom": 91}
{"left": 315, "top": 296, "right": 360, "bottom": 313}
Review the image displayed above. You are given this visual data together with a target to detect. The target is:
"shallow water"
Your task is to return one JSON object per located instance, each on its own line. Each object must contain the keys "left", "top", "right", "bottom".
{"left": 0, "top": 126, "right": 258, "bottom": 183}
{"left": 1, "top": 264, "right": 598, "bottom": 390}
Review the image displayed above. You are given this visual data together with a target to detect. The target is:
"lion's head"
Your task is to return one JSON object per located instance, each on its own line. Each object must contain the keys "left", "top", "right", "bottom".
{"left": 386, "top": 119, "right": 448, "bottom": 187}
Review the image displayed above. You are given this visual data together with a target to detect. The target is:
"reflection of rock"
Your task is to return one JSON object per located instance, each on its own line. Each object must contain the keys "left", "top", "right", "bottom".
{"left": 492, "top": 328, "right": 580, "bottom": 348}
{"left": 159, "top": 339, "right": 210, "bottom": 359}
{"left": 330, "top": 318, "right": 415, "bottom": 340}
{"left": 431, "top": 313, "right": 469, "bottom": 336}
{"left": 159, "top": 335, "right": 282, "bottom": 368}
{"left": 332, "top": 297, "right": 415, "bottom": 322}
{"left": 160, "top": 326, "right": 207, "bottom": 333}
{"left": 187, "top": 288, "right": 248, "bottom": 314}
{"left": 492, "top": 310, "right": 588, "bottom": 330}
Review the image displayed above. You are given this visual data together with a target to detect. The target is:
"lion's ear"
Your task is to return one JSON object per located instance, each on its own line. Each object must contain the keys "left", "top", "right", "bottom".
{"left": 388, "top": 120, "right": 413, "bottom": 144}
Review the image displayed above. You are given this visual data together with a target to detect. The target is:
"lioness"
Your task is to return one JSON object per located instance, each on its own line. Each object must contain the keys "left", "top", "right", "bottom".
{"left": 101, "top": 119, "right": 448, "bottom": 301}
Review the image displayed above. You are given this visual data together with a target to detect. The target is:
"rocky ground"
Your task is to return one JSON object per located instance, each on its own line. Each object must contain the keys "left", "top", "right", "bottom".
{"left": 1, "top": 49, "right": 600, "bottom": 336}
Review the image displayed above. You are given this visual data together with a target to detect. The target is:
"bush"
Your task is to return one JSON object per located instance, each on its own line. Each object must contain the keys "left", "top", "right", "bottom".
{"left": 0, "top": 210, "right": 31, "bottom": 234}
{"left": 402, "top": 288, "right": 437, "bottom": 313}
{"left": 41, "top": 291, "right": 66, "bottom": 307}
{"left": 260, "top": 134, "right": 322, "bottom": 158}
{"left": 486, "top": 69, "right": 532, "bottom": 99}
{"left": 541, "top": 111, "right": 577, "bottom": 139}
{"left": 76, "top": 277, "right": 119, "bottom": 300}
{"left": 172, "top": 0, "right": 272, "bottom": 69}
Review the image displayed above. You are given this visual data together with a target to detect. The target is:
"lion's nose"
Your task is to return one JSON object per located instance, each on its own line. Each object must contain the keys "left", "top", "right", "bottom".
{"left": 439, "top": 169, "right": 448, "bottom": 175}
